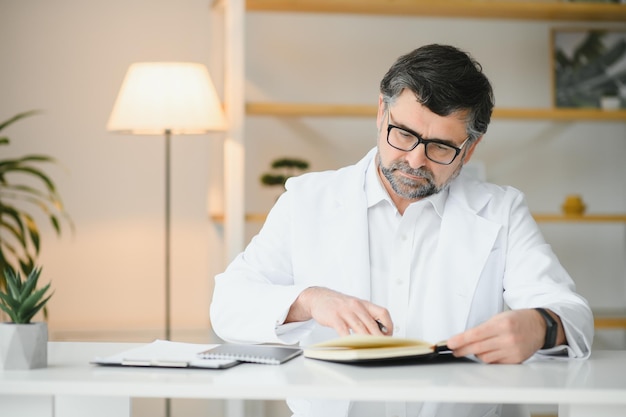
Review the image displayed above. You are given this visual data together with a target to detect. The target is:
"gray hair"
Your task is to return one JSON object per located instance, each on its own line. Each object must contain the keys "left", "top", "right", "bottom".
{"left": 380, "top": 44, "right": 495, "bottom": 143}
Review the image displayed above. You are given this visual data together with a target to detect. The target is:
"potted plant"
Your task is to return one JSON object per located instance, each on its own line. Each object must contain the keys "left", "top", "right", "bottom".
{"left": 0, "top": 110, "right": 71, "bottom": 293}
{"left": 0, "top": 266, "right": 52, "bottom": 369}
{"left": 260, "top": 157, "right": 310, "bottom": 191}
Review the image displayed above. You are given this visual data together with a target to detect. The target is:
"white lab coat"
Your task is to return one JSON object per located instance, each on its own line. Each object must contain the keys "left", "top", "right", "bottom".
{"left": 211, "top": 147, "right": 594, "bottom": 417}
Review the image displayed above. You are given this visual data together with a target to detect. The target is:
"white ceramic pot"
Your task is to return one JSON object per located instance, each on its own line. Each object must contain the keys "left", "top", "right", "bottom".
{"left": 0, "top": 322, "right": 48, "bottom": 370}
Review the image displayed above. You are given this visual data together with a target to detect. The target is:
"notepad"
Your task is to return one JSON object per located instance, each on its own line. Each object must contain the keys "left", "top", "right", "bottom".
{"left": 198, "top": 344, "right": 302, "bottom": 365}
{"left": 92, "top": 339, "right": 240, "bottom": 369}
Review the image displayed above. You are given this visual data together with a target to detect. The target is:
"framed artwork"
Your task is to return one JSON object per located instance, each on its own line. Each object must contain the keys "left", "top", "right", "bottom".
{"left": 551, "top": 28, "right": 626, "bottom": 109}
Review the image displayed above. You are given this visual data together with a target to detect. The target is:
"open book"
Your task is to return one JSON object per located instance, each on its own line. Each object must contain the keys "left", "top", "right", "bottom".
{"left": 303, "top": 334, "right": 451, "bottom": 364}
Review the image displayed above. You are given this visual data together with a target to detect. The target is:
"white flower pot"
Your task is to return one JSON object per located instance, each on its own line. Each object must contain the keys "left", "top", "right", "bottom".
{"left": 600, "top": 96, "right": 620, "bottom": 110}
{"left": 0, "top": 322, "right": 48, "bottom": 370}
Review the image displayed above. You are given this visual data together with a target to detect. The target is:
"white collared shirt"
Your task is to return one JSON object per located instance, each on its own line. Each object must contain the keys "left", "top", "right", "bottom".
{"left": 349, "top": 155, "right": 449, "bottom": 417}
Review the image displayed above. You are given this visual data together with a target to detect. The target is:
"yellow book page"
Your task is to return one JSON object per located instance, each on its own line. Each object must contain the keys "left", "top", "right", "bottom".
{"left": 310, "top": 334, "right": 433, "bottom": 349}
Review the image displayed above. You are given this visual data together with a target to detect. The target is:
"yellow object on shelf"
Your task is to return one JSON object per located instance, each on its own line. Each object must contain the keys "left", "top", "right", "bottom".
{"left": 561, "top": 194, "right": 586, "bottom": 216}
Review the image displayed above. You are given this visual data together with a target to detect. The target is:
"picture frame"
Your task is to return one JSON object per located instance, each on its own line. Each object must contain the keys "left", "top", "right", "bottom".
{"left": 551, "top": 28, "right": 626, "bottom": 109}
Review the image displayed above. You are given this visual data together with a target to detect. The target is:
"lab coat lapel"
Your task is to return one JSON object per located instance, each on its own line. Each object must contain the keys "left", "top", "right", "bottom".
{"left": 328, "top": 153, "right": 372, "bottom": 301}
{"left": 428, "top": 174, "right": 502, "bottom": 335}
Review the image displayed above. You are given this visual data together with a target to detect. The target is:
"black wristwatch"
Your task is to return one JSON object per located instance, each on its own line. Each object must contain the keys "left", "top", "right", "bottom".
{"left": 535, "top": 307, "right": 558, "bottom": 349}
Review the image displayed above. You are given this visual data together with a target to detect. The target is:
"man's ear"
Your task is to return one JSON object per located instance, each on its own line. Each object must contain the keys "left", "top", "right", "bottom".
{"left": 376, "top": 95, "right": 385, "bottom": 132}
{"left": 462, "top": 136, "right": 483, "bottom": 164}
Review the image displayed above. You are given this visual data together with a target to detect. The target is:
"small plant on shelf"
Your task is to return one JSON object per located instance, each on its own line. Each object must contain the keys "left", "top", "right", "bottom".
{"left": 260, "top": 157, "right": 310, "bottom": 190}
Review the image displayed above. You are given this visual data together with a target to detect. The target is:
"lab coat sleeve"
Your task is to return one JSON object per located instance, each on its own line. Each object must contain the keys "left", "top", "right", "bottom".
{"left": 210, "top": 189, "right": 313, "bottom": 344}
{"left": 501, "top": 190, "right": 594, "bottom": 358}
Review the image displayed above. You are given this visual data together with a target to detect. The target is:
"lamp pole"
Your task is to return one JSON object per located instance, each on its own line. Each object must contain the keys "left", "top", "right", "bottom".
{"left": 164, "top": 129, "right": 172, "bottom": 342}
{"left": 164, "top": 129, "right": 172, "bottom": 417}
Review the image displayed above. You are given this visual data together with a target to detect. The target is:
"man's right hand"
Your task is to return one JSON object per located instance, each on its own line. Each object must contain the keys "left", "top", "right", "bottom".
{"left": 285, "top": 286, "right": 393, "bottom": 336}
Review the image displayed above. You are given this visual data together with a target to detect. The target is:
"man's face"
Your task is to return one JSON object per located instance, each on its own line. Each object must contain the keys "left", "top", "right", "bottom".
{"left": 375, "top": 89, "right": 480, "bottom": 204}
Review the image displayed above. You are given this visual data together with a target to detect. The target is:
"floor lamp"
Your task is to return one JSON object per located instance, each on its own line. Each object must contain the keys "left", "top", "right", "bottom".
{"left": 107, "top": 62, "right": 227, "bottom": 341}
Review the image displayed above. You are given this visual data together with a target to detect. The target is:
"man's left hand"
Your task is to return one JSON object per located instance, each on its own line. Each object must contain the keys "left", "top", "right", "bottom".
{"left": 446, "top": 309, "right": 559, "bottom": 364}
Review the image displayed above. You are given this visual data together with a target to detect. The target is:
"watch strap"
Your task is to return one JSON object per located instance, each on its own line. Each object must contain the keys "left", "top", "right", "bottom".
{"left": 535, "top": 307, "right": 558, "bottom": 349}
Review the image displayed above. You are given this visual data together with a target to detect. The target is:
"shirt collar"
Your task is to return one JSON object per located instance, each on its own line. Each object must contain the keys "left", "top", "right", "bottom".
{"left": 365, "top": 154, "right": 392, "bottom": 209}
{"left": 365, "top": 153, "right": 448, "bottom": 218}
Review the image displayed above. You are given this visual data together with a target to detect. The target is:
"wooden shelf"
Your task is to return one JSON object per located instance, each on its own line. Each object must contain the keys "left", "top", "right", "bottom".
{"left": 246, "top": 0, "right": 626, "bottom": 22}
{"left": 495, "top": 108, "right": 626, "bottom": 121}
{"left": 534, "top": 214, "right": 626, "bottom": 223}
{"left": 211, "top": 213, "right": 268, "bottom": 223}
{"left": 214, "top": 213, "right": 626, "bottom": 224}
{"left": 594, "top": 310, "right": 626, "bottom": 330}
{"left": 247, "top": 102, "right": 376, "bottom": 118}
{"left": 247, "top": 102, "right": 626, "bottom": 121}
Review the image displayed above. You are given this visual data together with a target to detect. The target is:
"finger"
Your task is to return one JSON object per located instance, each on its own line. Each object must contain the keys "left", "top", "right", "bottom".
{"left": 367, "top": 306, "right": 393, "bottom": 335}
{"left": 356, "top": 310, "right": 392, "bottom": 335}
{"left": 477, "top": 348, "right": 520, "bottom": 364}
{"left": 346, "top": 312, "right": 379, "bottom": 335}
{"left": 325, "top": 314, "right": 354, "bottom": 337}
{"left": 449, "top": 331, "right": 499, "bottom": 358}
{"left": 330, "top": 319, "right": 353, "bottom": 336}
{"left": 447, "top": 328, "right": 480, "bottom": 350}
{"left": 375, "top": 319, "right": 389, "bottom": 335}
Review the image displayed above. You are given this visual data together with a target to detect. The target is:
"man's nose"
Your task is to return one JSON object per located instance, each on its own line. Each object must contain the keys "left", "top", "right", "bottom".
{"left": 405, "top": 143, "right": 428, "bottom": 169}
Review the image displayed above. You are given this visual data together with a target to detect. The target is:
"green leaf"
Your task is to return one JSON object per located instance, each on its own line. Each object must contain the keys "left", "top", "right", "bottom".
{"left": 0, "top": 204, "right": 28, "bottom": 237}
{"left": 0, "top": 302, "right": 19, "bottom": 322}
{"left": 260, "top": 174, "right": 288, "bottom": 186}
{"left": 0, "top": 216, "right": 28, "bottom": 249}
{"left": 13, "top": 155, "right": 56, "bottom": 164}
{"left": 50, "top": 215, "right": 61, "bottom": 234}
{"left": 0, "top": 110, "right": 41, "bottom": 132}
{"left": 271, "top": 158, "right": 309, "bottom": 169}
{"left": 2, "top": 166, "right": 57, "bottom": 193}
{"left": 0, "top": 290, "right": 20, "bottom": 311}
{"left": 17, "top": 282, "right": 51, "bottom": 317}
{"left": 4, "top": 268, "right": 22, "bottom": 299}
{"left": 19, "top": 267, "right": 42, "bottom": 303}
{"left": 19, "top": 259, "right": 35, "bottom": 278}
{"left": 0, "top": 242, "right": 31, "bottom": 277}
{"left": 24, "top": 215, "right": 41, "bottom": 253}
{"left": 20, "top": 292, "right": 53, "bottom": 323}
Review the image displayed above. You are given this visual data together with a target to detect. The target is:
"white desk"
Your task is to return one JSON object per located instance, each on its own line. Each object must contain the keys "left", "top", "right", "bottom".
{"left": 1, "top": 342, "right": 625, "bottom": 417}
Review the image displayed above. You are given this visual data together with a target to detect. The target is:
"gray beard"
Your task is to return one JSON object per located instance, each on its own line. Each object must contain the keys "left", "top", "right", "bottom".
{"left": 378, "top": 157, "right": 462, "bottom": 200}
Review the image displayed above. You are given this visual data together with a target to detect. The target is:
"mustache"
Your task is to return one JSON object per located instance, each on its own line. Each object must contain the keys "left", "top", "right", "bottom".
{"left": 387, "top": 161, "right": 434, "bottom": 182}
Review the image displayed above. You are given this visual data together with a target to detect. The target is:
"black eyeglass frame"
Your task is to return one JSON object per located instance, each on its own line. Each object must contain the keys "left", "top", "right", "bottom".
{"left": 385, "top": 117, "right": 470, "bottom": 166}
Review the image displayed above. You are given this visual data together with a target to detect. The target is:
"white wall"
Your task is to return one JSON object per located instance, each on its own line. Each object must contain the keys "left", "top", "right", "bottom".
{"left": 1, "top": 2, "right": 625, "bottom": 349}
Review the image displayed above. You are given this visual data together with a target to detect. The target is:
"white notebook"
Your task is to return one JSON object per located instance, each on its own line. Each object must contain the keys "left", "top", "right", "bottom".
{"left": 198, "top": 344, "right": 302, "bottom": 365}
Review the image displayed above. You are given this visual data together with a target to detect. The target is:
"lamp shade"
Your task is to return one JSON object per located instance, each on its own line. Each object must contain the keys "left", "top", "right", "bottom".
{"left": 107, "top": 62, "right": 227, "bottom": 134}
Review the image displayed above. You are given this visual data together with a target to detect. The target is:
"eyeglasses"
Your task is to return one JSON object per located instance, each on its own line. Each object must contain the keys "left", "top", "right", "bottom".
{"left": 386, "top": 112, "right": 470, "bottom": 165}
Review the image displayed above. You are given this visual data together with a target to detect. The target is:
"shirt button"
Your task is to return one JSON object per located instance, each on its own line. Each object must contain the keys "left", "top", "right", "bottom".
{"left": 396, "top": 279, "right": 403, "bottom": 285}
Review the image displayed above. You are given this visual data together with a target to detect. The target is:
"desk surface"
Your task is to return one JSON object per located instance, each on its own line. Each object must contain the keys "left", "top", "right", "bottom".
{"left": 1, "top": 342, "right": 625, "bottom": 406}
